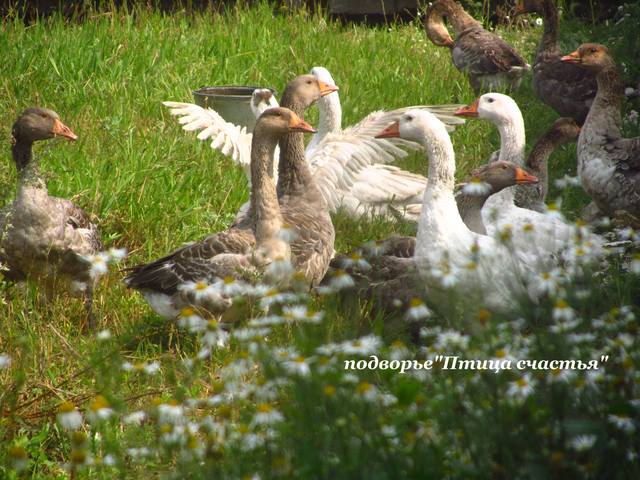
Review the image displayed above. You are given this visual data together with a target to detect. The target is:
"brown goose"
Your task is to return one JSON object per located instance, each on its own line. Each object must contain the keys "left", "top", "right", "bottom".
{"left": 514, "top": 117, "right": 580, "bottom": 212}
{"left": 274, "top": 74, "right": 337, "bottom": 285}
{"left": 561, "top": 44, "right": 640, "bottom": 219}
{"left": 424, "top": 0, "right": 529, "bottom": 93}
{"left": 124, "top": 106, "right": 321, "bottom": 318}
{"left": 1, "top": 108, "right": 102, "bottom": 325}
{"left": 515, "top": 0, "right": 597, "bottom": 123}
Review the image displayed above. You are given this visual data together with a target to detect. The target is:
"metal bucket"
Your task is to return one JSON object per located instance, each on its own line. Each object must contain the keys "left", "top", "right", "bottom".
{"left": 193, "top": 86, "right": 276, "bottom": 133}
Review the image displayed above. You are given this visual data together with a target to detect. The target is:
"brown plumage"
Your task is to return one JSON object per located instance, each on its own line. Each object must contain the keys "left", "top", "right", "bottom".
{"left": 561, "top": 43, "right": 640, "bottom": 219}
{"left": 424, "top": 0, "right": 529, "bottom": 94}
{"left": 514, "top": 117, "right": 580, "bottom": 212}
{"left": 1, "top": 107, "right": 102, "bottom": 326}
{"left": 125, "top": 96, "right": 329, "bottom": 318}
{"left": 515, "top": 0, "right": 597, "bottom": 123}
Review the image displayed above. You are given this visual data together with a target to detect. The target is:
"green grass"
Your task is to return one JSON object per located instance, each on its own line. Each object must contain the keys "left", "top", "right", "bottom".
{"left": 1, "top": 2, "right": 639, "bottom": 479}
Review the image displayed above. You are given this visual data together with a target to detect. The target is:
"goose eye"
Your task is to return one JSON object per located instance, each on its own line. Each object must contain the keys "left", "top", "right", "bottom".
{"left": 405, "top": 115, "right": 414, "bottom": 122}
{"left": 590, "top": 48, "right": 597, "bottom": 53}
{"left": 486, "top": 98, "right": 494, "bottom": 103}
{"left": 501, "top": 164, "right": 507, "bottom": 170}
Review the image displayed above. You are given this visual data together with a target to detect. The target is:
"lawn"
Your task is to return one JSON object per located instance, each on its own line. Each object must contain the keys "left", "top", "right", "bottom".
{"left": 1, "top": 2, "right": 639, "bottom": 478}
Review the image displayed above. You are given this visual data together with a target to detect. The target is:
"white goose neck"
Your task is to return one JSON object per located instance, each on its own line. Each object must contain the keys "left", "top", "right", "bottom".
{"left": 318, "top": 92, "right": 342, "bottom": 135}
{"left": 496, "top": 115, "right": 525, "bottom": 166}
{"left": 424, "top": 127, "right": 456, "bottom": 192}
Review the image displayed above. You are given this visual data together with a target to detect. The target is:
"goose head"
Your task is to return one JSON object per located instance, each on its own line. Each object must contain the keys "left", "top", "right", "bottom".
{"left": 251, "top": 88, "right": 279, "bottom": 118}
{"left": 282, "top": 74, "right": 339, "bottom": 110}
{"left": 560, "top": 43, "right": 616, "bottom": 73}
{"left": 424, "top": 2, "right": 454, "bottom": 48}
{"left": 465, "top": 161, "right": 538, "bottom": 194}
{"left": 454, "top": 93, "right": 521, "bottom": 126}
{"left": 255, "top": 107, "right": 317, "bottom": 136}
{"left": 310, "top": 66, "right": 336, "bottom": 86}
{"left": 375, "top": 109, "right": 450, "bottom": 146}
{"left": 12, "top": 108, "right": 77, "bottom": 144}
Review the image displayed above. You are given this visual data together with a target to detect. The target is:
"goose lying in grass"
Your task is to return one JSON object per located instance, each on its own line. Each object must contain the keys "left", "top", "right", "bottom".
{"left": 124, "top": 107, "right": 319, "bottom": 318}
{"left": 374, "top": 110, "right": 536, "bottom": 312}
{"left": 455, "top": 93, "right": 603, "bottom": 260}
{"left": 424, "top": 0, "right": 530, "bottom": 94}
{"left": 164, "top": 69, "right": 464, "bottom": 220}
{"left": 514, "top": 117, "right": 580, "bottom": 212}
{"left": 515, "top": 0, "right": 597, "bottom": 123}
{"left": 333, "top": 160, "right": 539, "bottom": 269}
{"left": 0, "top": 108, "right": 102, "bottom": 327}
{"left": 561, "top": 43, "right": 640, "bottom": 220}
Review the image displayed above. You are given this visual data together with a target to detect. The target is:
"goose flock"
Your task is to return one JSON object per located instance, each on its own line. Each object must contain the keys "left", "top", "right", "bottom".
{"left": 1, "top": 0, "right": 638, "bottom": 326}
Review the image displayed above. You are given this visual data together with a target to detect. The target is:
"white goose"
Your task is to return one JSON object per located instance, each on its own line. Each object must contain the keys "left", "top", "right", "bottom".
{"left": 376, "top": 110, "right": 534, "bottom": 312}
{"left": 163, "top": 70, "right": 464, "bottom": 220}
{"left": 455, "top": 93, "right": 603, "bottom": 259}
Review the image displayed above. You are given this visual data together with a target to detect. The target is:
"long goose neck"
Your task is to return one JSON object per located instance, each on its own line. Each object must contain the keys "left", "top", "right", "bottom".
{"left": 539, "top": 0, "right": 559, "bottom": 54}
{"left": 457, "top": 193, "right": 488, "bottom": 234}
{"left": 250, "top": 129, "right": 283, "bottom": 243}
{"left": 496, "top": 116, "right": 526, "bottom": 166}
{"left": 425, "top": 131, "right": 456, "bottom": 192}
{"left": 587, "top": 65, "right": 623, "bottom": 138}
{"left": 317, "top": 92, "right": 341, "bottom": 135}
{"left": 444, "top": 1, "right": 481, "bottom": 33}
{"left": 277, "top": 95, "right": 315, "bottom": 197}
{"left": 12, "top": 137, "right": 47, "bottom": 191}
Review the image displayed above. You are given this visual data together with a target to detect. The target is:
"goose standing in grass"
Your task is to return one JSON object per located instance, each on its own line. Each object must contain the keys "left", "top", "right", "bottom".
{"left": 424, "top": 0, "right": 529, "bottom": 94}
{"left": 0, "top": 108, "right": 102, "bottom": 326}
{"left": 124, "top": 107, "right": 318, "bottom": 318}
{"left": 374, "top": 110, "right": 535, "bottom": 312}
{"left": 561, "top": 44, "right": 640, "bottom": 220}
{"left": 514, "top": 117, "right": 580, "bottom": 212}
{"left": 515, "top": 0, "right": 597, "bottom": 123}
{"left": 455, "top": 93, "right": 603, "bottom": 259}
{"left": 164, "top": 70, "right": 463, "bottom": 221}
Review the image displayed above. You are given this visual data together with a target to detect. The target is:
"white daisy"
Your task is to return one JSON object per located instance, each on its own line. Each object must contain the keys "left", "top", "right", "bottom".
{"left": 569, "top": 434, "right": 597, "bottom": 452}
{"left": 506, "top": 374, "right": 536, "bottom": 402}
{"left": 57, "top": 402, "right": 83, "bottom": 431}
{"left": 461, "top": 178, "right": 491, "bottom": 196}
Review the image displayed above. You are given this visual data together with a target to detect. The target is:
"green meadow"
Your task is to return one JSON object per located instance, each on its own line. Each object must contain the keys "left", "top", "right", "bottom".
{"left": 1, "top": 2, "right": 639, "bottom": 478}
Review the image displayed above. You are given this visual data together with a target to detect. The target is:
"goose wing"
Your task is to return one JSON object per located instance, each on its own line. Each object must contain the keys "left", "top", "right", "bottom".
{"left": 163, "top": 101, "right": 254, "bottom": 175}
{"left": 350, "top": 164, "right": 427, "bottom": 206}
{"left": 60, "top": 199, "right": 103, "bottom": 253}
{"left": 345, "top": 105, "right": 465, "bottom": 137}
{"left": 605, "top": 137, "right": 640, "bottom": 170}
{"left": 124, "top": 227, "right": 255, "bottom": 295}
{"left": 454, "top": 28, "right": 529, "bottom": 76}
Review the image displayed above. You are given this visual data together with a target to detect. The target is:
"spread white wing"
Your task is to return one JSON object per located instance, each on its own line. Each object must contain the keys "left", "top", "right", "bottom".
{"left": 163, "top": 101, "right": 255, "bottom": 181}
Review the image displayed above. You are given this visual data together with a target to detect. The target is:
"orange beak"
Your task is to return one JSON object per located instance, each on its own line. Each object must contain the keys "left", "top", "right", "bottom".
{"left": 318, "top": 80, "right": 339, "bottom": 97}
{"left": 289, "top": 114, "right": 317, "bottom": 133}
{"left": 375, "top": 120, "right": 400, "bottom": 139}
{"left": 560, "top": 50, "right": 581, "bottom": 64}
{"left": 455, "top": 98, "right": 480, "bottom": 117}
{"left": 442, "top": 36, "right": 455, "bottom": 47}
{"left": 514, "top": 168, "right": 539, "bottom": 184}
{"left": 52, "top": 118, "right": 78, "bottom": 141}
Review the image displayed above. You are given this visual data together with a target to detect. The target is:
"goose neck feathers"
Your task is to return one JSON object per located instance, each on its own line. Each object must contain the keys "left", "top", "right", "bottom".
{"left": 430, "top": 0, "right": 481, "bottom": 34}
